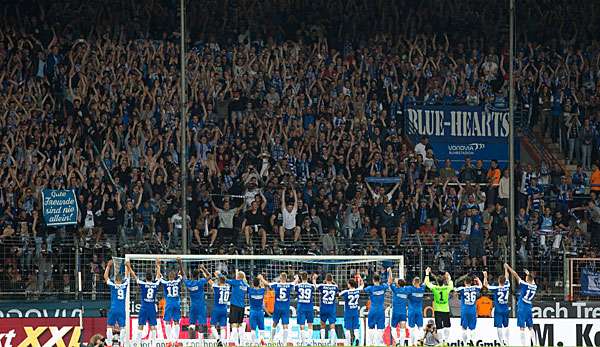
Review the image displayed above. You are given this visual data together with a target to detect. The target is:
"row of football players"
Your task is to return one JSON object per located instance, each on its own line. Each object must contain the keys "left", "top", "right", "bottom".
{"left": 104, "top": 259, "right": 537, "bottom": 346}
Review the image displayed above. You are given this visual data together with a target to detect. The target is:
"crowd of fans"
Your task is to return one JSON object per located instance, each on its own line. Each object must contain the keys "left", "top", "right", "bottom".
{"left": 1, "top": 0, "right": 600, "bottom": 298}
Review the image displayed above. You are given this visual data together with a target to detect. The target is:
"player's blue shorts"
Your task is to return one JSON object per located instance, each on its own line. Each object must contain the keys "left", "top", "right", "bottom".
{"left": 189, "top": 303, "right": 207, "bottom": 325}
{"left": 407, "top": 310, "right": 423, "bottom": 328}
{"left": 460, "top": 309, "right": 477, "bottom": 330}
{"left": 517, "top": 305, "right": 533, "bottom": 328}
{"left": 138, "top": 304, "right": 157, "bottom": 326}
{"left": 494, "top": 309, "right": 509, "bottom": 328}
{"left": 164, "top": 303, "right": 181, "bottom": 322}
{"left": 391, "top": 308, "right": 407, "bottom": 327}
{"left": 249, "top": 311, "right": 265, "bottom": 330}
{"left": 367, "top": 310, "right": 385, "bottom": 329}
{"left": 107, "top": 309, "right": 125, "bottom": 327}
{"left": 211, "top": 307, "right": 228, "bottom": 327}
{"left": 320, "top": 309, "right": 336, "bottom": 325}
{"left": 272, "top": 308, "right": 290, "bottom": 325}
{"left": 344, "top": 311, "right": 360, "bottom": 330}
{"left": 297, "top": 308, "right": 314, "bottom": 325}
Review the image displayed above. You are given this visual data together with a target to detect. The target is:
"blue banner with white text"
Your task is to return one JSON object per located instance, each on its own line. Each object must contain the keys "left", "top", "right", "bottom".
{"left": 42, "top": 189, "right": 79, "bottom": 226}
{"left": 581, "top": 268, "right": 600, "bottom": 296}
{"left": 404, "top": 104, "right": 517, "bottom": 169}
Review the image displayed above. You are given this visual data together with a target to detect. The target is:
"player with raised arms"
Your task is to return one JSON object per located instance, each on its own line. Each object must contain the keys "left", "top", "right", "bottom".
{"left": 483, "top": 267, "right": 511, "bottom": 346}
{"left": 252, "top": 274, "right": 270, "bottom": 344}
{"left": 388, "top": 269, "right": 409, "bottom": 347}
{"left": 211, "top": 271, "right": 231, "bottom": 342}
{"left": 455, "top": 273, "right": 486, "bottom": 345}
{"left": 182, "top": 263, "right": 212, "bottom": 339}
{"left": 363, "top": 267, "right": 390, "bottom": 346}
{"left": 267, "top": 272, "right": 296, "bottom": 345}
{"left": 295, "top": 272, "right": 316, "bottom": 345}
{"left": 339, "top": 274, "right": 364, "bottom": 346}
{"left": 423, "top": 267, "right": 453, "bottom": 344}
{"left": 227, "top": 269, "right": 249, "bottom": 345}
{"left": 160, "top": 258, "right": 184, "bottom": 340}
{"left": 128, "top": 258, "right": 161, "bottom": 341}
{"left": 405, "top": 275, "right": 425, "bottom": 346}
{"left": 104, "top": 259, "right": 132, "bottom": 346}
{"left": 315, "top": 273, "right": 339, "bottom": 345}
{"left": 505, "top": 263, "right": 538, "bottom": 347}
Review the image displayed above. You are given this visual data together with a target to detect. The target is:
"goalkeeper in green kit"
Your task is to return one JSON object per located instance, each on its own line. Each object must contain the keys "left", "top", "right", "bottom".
{"left": 424, "top": 267, "right": 453, "bottom": 344}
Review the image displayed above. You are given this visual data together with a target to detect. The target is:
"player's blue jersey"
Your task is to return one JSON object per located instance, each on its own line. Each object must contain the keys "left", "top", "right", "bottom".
{"left": 340, "top": 288, "right": 361, "bottom": 314}
{"left": 213, "top": 284, "right": 231, "bottom": 309}
{"left": 364, "top": 284, "right": 388, "bottom": 312}
{"left": 270, "top": 282, "right": 295, "bottom": 310}
{"left": 518, "top": 280, "right": 537, "bottom": 306}
{"left": 108, "top": 278, "right": 129, "bottom": 311}
{"left": 138, "top": 279, "right": 160, "bottom": 305}
{"left": 249, "top": 287, "right": 266, "bottom": 312}
{"left": 184, "top": 278, "right": 208, "bottom": 304}
{"left": 488, "top": 281, "right": 510, "bottom": 312}
{"left": 391, "top": 284, "right": 408, "bottom": 312}
{"left": 456, "top": 286, "right": 482, "bottom": 312}
{"left": 406, "top": 285, "right": 425, "bottom": 312}
{"left": 295, "top": 282, "right": 315, "bottom": 311}
{"left": 161, "top": 276, "right": 182, "bottom": 306}
{"left": 317, "top": 283, "right": 339, "bottom": 311}
{"left": 227, "top": 279, "right": 249, "bottom": 308}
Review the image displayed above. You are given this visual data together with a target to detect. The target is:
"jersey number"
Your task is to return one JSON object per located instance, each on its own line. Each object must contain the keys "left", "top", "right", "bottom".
{"left": 278, "top": 288, "right": 288, "bottom": 301}
{"left": 497, "top": 290, "right": 508, "bottom": 304}
{"left": 146, "top": 288, "right": 155, "bottom": 300}
{"left": 347, "top": 293, "right": 359, "bottom": 307}
{"left": 167, "top": 286, "right": 179, "bottom": 297}
{"left": 523, "top": 288, "right": 535, "bottom": 302}
{"left": 464, "top": 291, "right": 477, "bottom": 305}
{"left": 219, "top": 290, "right": 230, "bottom": 304}
{"left": 322, "top": 290, "right": 336, "bottom": 304}
{"left": 117, "top": 289, "right": 125, "bottom": 300}
{"left": 298, "top": 288, "right": 312, "bottom": 301}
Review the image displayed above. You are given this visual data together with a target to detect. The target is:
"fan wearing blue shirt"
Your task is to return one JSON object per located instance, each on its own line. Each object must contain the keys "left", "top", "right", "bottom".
{"left": 211, "top": 272, "right": 231, "bottom": 342}
{"left": 364, "top": 269, "right": 390, "bottom": 346}
{"left": 103, "top": 259, "right": 131, "bottom": 345}
{"left": 268, "top": 272, "right": 296, "bottom": 345}
{"left": 339, "top": 277, "right": 364, "bottom": 346}
{"left": 129, "top": 259, "right": 161, "bottom": 341}
{"left": 227, "top": 270, "right": 249, "bottom": 346}
{"left": 315, "top": 274, "right": 339, "bottom": 344}
{"left": 455, "top": 274, "right": 485, "bottom": 345}
{"left": 506, "top": 263, "right": 538, "bottom": 347}
{"left": 183, "top": 264, "right": 212, "bottom": 339}
{"left": 406, "top": 276, "right": 425, "bottom": 346}
{"left": 295, "top": 272, "right": 316, "bottom": 345}
{"left": 483, "top": 268, "right": 511, "bottom": 346}
{"left": 160, "top": 259, "right": 184, "bottom": 341}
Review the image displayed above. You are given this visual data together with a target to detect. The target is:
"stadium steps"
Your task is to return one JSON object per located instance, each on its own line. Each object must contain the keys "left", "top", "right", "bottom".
{"left": 528, "top": 125, "right": 573, "bottom": 173}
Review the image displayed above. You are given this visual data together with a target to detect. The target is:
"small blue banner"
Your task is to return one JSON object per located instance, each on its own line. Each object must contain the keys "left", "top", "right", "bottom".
{"left": 41, "top": 189, "right": 79, "bottom": 226}
{"left": 581, "top": 268, "right": 600, "bottom": 296}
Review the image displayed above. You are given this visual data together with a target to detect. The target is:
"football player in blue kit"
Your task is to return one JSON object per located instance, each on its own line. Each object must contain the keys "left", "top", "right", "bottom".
{"left": 295, "top": 272, "right": 316, "bottom": 345}
{"left": 103, "top": 259, "right": 132, "bottom": 346}
{"left": 251, "top": 274, "right": 271, "bottom": 344}
{"left": 267, "top": 272, "right": 296, "bottom": 345}
{"left": 227, "top": 270, "right": 249, "bottom": 345}
{"left": 339, "top": 275, "right": 364, "bottom": 346}
{"left": 160, "top": 258, "right": 184, "bottom": 340}
{"left": 388, "top": 272, "right": 409, "bottom": 347}
{"left": 484, "top": 268, "right": 511, "bottom": 346}
{"left": 405, "top": 276, "right": 425, "bottom": 346}
{"left": 182, "top": 264, "right": 212, "bottom": 339}
{"left": 363, "top": 268, "right": 390, "bottom": 346}
{"left": 455, "top": 273, "right": 486, "bottom": 345}
{"left": 315, "top": 273, "right": 339, "bottom": 344}
{"left": 129, "top": 258, "right": 161, "bottom": 341}
{"left": 505, "top": 263, "right": 538, "bottom": 347}
{"left": 211, "top": 271, "right": 230, "bottom": 342}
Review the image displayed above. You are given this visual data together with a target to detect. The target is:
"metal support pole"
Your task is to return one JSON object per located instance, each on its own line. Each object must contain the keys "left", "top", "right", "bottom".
{"left": 509, "top": 0, "right": 517, "bottom": 315}
{"left": 180, "top": 0, "right": 188, "bottom": 254}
